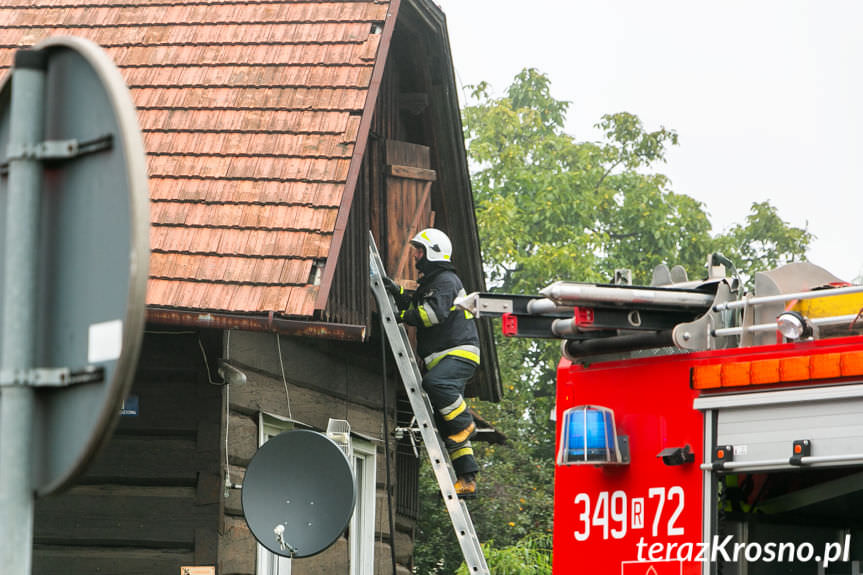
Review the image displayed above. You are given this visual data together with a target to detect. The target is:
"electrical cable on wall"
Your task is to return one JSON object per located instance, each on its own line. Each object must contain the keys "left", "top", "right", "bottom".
{"left": 224, "top": 378, "right": 231, "bottom": 497}
{"left": 218, "top": 331, "right": 234, "bottom": 496}
{"left": 275, "top": 333, "right": 294, "bottom": 420}
{"left": 380, "top": 317, "right": 398, "bottom": 575}
{"left": 194, "top": 334, "right": 234, "bottom": 496}
{"left": 161, "top": 334, "right": 230, "bottom": 485}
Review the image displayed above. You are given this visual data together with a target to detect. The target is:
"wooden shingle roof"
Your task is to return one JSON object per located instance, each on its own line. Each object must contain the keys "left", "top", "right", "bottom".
{"left": 0, "top": 0, "right": 391, "bottom": 318}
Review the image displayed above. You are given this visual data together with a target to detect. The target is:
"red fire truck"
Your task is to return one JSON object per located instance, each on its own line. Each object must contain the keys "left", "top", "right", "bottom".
{"left": 459, "top": 258, "right": 863, "bottom": 575}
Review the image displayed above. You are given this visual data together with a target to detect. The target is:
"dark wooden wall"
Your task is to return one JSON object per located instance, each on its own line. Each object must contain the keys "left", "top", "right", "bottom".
{"left": 33, "top": 330, "right": 223, "bottom": 575}
{"left": 322, "top": 136, "right": 371, "bottom": 328}
{"left": 324, "top": 20, "right": 435, "bottom": 325}
{"left": 219, "top": 330, "right": 416, "bottom": 575}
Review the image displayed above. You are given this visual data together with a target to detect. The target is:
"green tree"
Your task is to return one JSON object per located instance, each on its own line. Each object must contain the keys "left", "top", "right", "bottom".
{"left": 466, "top": 69, "right": 715, "bottom": 290}
{"left": 711, "top": 200, "right": 813, "bottom": 285}
{"left": 413, "top": 68, "right": 812, "bottom": 574}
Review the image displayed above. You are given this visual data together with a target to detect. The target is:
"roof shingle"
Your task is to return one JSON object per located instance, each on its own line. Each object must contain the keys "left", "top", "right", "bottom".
{"left": 0, "top": 0, "right": 389, "bottom": 318}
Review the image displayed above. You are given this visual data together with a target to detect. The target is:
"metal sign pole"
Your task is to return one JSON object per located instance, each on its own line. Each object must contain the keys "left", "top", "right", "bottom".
{"left": 0, "top": 49, "right": 47, "bottom": 575}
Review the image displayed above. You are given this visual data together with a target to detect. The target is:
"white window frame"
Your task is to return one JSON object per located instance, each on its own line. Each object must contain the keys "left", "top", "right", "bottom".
{"left": 349, "top": 437, "right": 377, "bottom": 575}
{"left": 255, "top": 413, "right": 298, "bottom": 575}
{"left": 254, "top": 414, "right": 376, "bottom": 575}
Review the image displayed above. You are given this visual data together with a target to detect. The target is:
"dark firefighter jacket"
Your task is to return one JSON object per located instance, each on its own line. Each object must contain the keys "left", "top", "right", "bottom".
{"left": 392, "top": 266, "right": 480, "bottom": 369}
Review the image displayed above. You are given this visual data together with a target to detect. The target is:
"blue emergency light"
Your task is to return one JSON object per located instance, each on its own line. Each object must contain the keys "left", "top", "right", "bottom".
{"left": 557, "top": 405, "right": 628, "bottom": 465}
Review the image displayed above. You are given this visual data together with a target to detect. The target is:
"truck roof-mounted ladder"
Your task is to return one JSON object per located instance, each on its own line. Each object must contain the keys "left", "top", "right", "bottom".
{"left": 456, "top": 260, "right": 863, "bottom": 360}
{"left": 368, "top": 233, "right": 489, "bottom": 575}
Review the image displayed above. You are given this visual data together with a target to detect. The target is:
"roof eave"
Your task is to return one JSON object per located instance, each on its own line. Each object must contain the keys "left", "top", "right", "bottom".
{"left": 146, "top": 307, "right": 367, "bottom": 341}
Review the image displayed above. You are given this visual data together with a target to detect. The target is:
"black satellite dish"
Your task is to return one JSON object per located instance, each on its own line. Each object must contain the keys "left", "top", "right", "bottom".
{"left": 242, "top": 429, "right": 356, "bottom": 558}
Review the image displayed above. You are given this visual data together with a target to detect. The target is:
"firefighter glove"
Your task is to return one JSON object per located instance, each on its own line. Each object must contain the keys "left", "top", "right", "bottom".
{"left": 383, "top": 276, "right": 401, "bottom": 296}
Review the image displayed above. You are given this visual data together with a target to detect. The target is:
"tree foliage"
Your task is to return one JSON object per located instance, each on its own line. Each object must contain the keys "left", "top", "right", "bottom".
{"left": 412, "top": 68, "right": 812, "bottom": 574}
{"left": 465, "top": 68, "right": 717, "bottom": 290}
{"left": 711, "top": 201, "right": 814, "bottom": 285}
{"left": 455, "top": 535, "right": 552, "bottom": 575}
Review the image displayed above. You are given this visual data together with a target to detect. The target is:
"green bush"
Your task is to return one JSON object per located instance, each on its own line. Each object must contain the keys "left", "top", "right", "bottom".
{"left": 457, "top": 535, "right": 552, "bottom": 575}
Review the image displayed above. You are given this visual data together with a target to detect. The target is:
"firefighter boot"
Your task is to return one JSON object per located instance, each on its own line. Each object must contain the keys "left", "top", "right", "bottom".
{"left": 454, "top": 474, "right": 477, "bottom": 499}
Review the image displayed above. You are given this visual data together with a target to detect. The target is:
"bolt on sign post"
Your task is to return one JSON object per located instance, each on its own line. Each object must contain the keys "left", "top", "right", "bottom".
{"left": 0, "top": 37, "right": 149, "bottom": 575}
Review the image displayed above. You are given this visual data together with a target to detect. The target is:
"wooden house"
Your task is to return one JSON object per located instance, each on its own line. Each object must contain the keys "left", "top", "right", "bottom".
{"left": 0, "top": 1, "right": 500, "bottom": 573}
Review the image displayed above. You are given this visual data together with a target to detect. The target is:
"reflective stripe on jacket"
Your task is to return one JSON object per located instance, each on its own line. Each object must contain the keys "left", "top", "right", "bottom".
{"left": 423, "top": 345, "right": 480, "bottom": 369}
{"left": 399, "top": 267, "right": 480, "bottom": 368}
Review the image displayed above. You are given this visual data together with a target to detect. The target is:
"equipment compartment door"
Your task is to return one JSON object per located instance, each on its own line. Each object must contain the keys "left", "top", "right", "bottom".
{"left": 697, "top": 384, "right": 863, "bottom": 574}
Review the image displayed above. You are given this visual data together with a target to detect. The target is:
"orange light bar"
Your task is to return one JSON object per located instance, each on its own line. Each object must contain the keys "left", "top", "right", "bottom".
{"left": 692, "top": 349, "right": 863, "bottom": 390}
{"left": 750, "top": 359, "right": 779, "bottom": 385}
{"left": 691, "top": 364, "right": 721, "bottom": 389}
{"left": 779, "top": 355, "right": 810, "bottom": 382}
{"left": 842, "top": 351, "right": 863, "bottom": 377}
{"left": 721, "top": 362, "right": 750, "bottom": 387}
{"left": 811, "top": 353, "right": 841, "bottom": 379}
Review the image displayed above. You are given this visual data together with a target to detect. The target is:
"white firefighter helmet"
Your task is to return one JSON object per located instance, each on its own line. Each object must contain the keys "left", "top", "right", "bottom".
{"left": 410, "top": 228, "right": 452, "bottom": 262}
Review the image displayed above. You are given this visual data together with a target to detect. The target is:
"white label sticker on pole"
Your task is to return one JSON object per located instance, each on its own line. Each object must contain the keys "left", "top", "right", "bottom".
{"left": 88, "top": 320, "right": 123, "bottom": 363}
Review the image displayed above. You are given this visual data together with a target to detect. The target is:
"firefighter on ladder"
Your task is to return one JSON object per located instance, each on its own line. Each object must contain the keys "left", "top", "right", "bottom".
{"left": 384, "top": 228, "right": 481, "bottom": 498}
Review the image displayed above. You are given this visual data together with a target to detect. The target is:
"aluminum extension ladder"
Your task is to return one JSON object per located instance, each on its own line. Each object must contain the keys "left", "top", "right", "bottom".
{"left": 368, "top": 233, "right": 489, "bottom": 575}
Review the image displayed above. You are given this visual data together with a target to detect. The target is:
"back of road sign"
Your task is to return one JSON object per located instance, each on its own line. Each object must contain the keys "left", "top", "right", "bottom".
{"left": 0, "top": 36, "right": 149, "bottom": 495}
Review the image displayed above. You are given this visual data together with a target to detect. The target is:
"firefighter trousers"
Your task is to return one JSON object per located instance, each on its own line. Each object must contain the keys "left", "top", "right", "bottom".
{"left": 422, "top": 356, "right": 479, "bottom": 477}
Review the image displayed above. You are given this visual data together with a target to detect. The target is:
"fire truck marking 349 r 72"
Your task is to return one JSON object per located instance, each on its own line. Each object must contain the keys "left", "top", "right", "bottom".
{"left": 458, "top": 258, "right": 863, "bottom": 575}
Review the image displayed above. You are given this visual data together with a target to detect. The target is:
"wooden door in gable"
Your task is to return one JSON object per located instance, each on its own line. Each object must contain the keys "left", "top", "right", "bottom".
{"left": 384, "top": 140, "right": 436, "bottom": 287}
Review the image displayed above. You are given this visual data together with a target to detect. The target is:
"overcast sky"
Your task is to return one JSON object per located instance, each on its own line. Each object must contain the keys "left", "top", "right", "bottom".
{"left": 434, "top": 0, "right": 863, "bottom": 283}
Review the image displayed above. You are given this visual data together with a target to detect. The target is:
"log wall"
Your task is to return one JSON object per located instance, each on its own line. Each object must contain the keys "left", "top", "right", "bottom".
{"left": 220, "top": 330, "right": 416, "bottom": 575}
{"left": 33, "top": 330, "right": 223, "bottom": 575}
